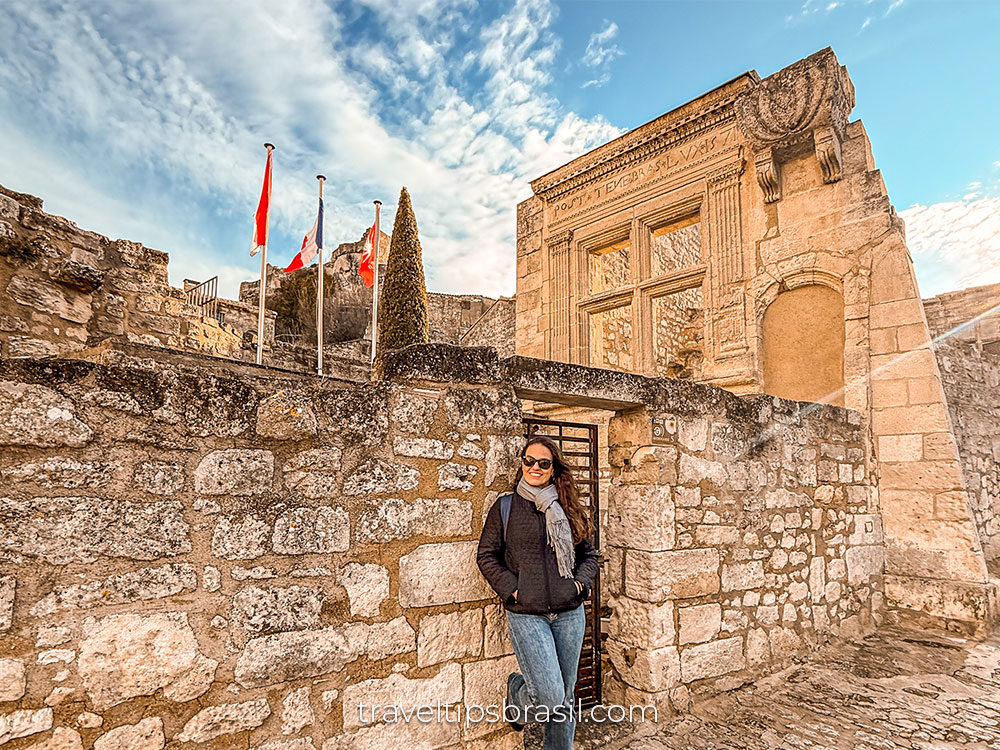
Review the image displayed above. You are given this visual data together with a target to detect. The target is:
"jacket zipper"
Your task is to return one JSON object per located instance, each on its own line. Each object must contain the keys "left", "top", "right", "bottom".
{"left": 540, "top": 509, "right": 552, "bottom": 611}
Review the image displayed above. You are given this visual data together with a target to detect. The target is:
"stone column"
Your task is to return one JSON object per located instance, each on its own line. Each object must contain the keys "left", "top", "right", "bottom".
{"left": 706, "top": 163, "right": 747, "bottom": 359}
{"left": 547, "top": 229, "right": 573, "bottom": 363}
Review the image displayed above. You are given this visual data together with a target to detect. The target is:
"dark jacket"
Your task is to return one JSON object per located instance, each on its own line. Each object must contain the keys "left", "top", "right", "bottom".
{"left": 477, "top": 491, "right": 600, "bottom": 615}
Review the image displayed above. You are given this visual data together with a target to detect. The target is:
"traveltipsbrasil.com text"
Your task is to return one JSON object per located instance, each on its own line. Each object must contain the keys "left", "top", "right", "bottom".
{"left": 357, "top": 700, "right": 657, "bottom": 726}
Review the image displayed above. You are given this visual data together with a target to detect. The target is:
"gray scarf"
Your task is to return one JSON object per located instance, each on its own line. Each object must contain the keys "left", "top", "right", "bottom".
{"left": 516, "top": 478, "right": 575, "bottom": 579}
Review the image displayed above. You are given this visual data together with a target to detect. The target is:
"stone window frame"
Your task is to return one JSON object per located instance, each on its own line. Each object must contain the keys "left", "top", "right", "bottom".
{"left": 576, "top": 195, "right": 707, "bottom": 375}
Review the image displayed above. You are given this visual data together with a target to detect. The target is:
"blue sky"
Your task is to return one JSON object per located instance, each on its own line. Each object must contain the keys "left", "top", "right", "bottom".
{"left": 0, "top": 0, "right": 997, "bottom": 300}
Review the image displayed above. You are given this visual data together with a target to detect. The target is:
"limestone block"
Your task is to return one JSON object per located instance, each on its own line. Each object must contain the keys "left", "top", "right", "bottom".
{"left": 343, "top": 458, "right": 419, "bottom": 495}
{"left": 609, "top": 485, "right": 674, "bottom": 551}
{"left": 282, "top": 447, "right": 343, "bottom": 498}
{"left": 195, "top": 449, "right": 274, "bottom": 495}
{"left": 176, "top": 699, "right": 271, "bottom": 743}
{"left": 282, "top": 686, "right": 314, "bottom": 735}
{"left": 809, "top": 558, "right": 826, "bottom": 602}
{"left": 625, "top": 549, "right": 720, "bottom": 602}
{"left": 678, "top": 418, "right": 709, "bottom": 452}
{"left": 0, "top": 659, "right": 25, "bottom": 701}
{"left": 607, "top": 639, "right": 680, "bottom": 692}
{"left": 678, "top": 603, "right": 722, "bottom": 645}
{"left": 444, "top": 388, "right": 521, "bottom": 432}
{"left": 484, "top": 435, "right": 522, "bottom": 488}
{"left": 0, "top": 575, "right": 12, "bottom": 630}
{"left": 678, "top": 454, "right": 727, "bottom": 486}
{"left": 21, "top": 727, "right": 83, "bottom": 749}
{"left": 211, "top": 515, "right": 270, "bottom": 560}
{"left": 257, "top": 740, "right": 316, "bottom": 750}
{"left": 608, "top": 597, "right": 675, "bottom": 649}
{"left": 746, "top": 627, "right": 770, "bottom": 665}
{"left": 342, "top": 663, "right": 462, "bottom": 730}
{"left": 203, "top": 566, "right": 221, "bottom": 592}
{"left": 322, "top": 717, "right": 459, "bottom": 750}
{"left": 3, "top": 457, "right": 123, "bottom": 489}
{"left": 722, "top": 562, "right": 766, "bottom": 591}
{"left": 765, "top": 488, "right": 810, "bottom": 508}
{"left": 0, "top": 383, "right": 92, "bottom": 447}
{"left": 231, "top": 585, "right": 324, "bottom": 634}
{"left": 77, "top": 612, "right": 218, "bottom": 710}
{"left": 132, "top": 462, "right": 184, "bottom": 495}
{"left": 483, "top": 604, "right": 514, "bottom": 657}
{"left": 680, "top": 637, "right": 746, "bottom": 683}
{"left": 398, "top": 541, "right": 493, "bottom": 607}
{"left": 877, "top": 434, "right": 923, "bottom": 463}
{"left": 92, "top": 718, "right": 164, "bottom": 750}
{"left": 273, "top": 506, "right": 350, "bottom": 554}
{"left": 0, "top": 709, "right": 53, "bottom": 745}
{"left": 417, "top": 609, "right": 483, "bottom": 666}
{"left": 7, "top": 274, "right": 92, "bottom": 324}
{"left": 355, "top": 497, "right": 472, "bottom": 542}
{"left": 336, "top": 563, "right": 389, "bottom": 617}
{"left": 437, "top": 462, "right": 478, "bottom": 492}
{"left": 75, "top": 714, "right": 102, "bottom": 729}
{"left": 390, "top": 391, "right": 439, "bottom": 435}
{"left": 461, "top": 655, "right": 519, "bottom": 739}
{"left": 29, "top": 563, "right": 198, "bottom": 616}
{"left": 846, "top": 545, "right": 884, "bottom": 584}
{"left": 0, "top": 497, "right": 190, "bottom": 564}
{"left": 257, "top": 392, "right": 318, "bottom": 439}
{"left": 848, "top": 514, "right": 883, "bottom": 546}
{"left": 393, "top": 437, "right": 454, "bottom": 459}
{"left": 235, "top": 617, "right": 414, "bottom": 688}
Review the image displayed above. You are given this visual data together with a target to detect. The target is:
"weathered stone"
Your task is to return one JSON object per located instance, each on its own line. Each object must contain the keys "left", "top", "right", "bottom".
{"left": 398, "top": 541, "right": 494, "bottom": 606}
{"left": 257, "top": 391, "right": 318, "bottom": 439}
{"left": 132, "top": 462, "right": 184, "bottom": 495}
{"left": 678, "top": 454, "right": 727, "bottom": 486}
{"left": 322, "top": 717, "right": 459, "bottom": 750}
{"left": 417, "top": 608, "right": 483, "bottom": 666}
{"left": 625, "top": 549, "right": 720, "bottom": 601}
{"left": 195, "top": 449, "right": 274, "bottom": 495}
{"left": 24, "top": 727, "right": 83, "bottom": 750}
{"left": 390, "top": 391, "right": 439, "bottom": 435}
{"left": 235, "top": 617, "right": 415, "bottom": 688}
{"left": 609, "top": 485, "right": 674, "bottom": 551}
{"left": 722, "top": 562, "right": 766, "bottom": 591}
{"left": 77, "top": 612, "right": 217, "bottom": 710}
{"left": 336, "top": 563, "right": 389, "bottom": 617}
{"left": 273, "top": 506, "right": 350, "bottom": 554}
{"left": 444, "top": 388, "right": 520, "bottom": 432}
{"left": 0, "top": 709, "right": 53, "bottom": 745}
{"left": 232, "top": 566, "right": 277, "bottom": 580}
{"left": 283, "top": 448, "right": 343, "bottom": 499}
{"left": 2, "top": 457, "right": 122, "bottom": 489}
{"left": 176, "top": 699, "right": 271, "bottom": 744}
{"left": 203, "top": 565, "right": 221, "bottom": 592}
{"left": 0, "top": 383, "right": 92, "bottom": 447}
{"left": 461, "top": 655, "right": 519, "bottom": 739}
{"left": 342, "top": 663, "right": 462, "bottom": 730}
{"left": 393, "top": 436, "right": 454, "bottom": 459}
{"left": 257, "top": 740, "right": 316, "bottom": 750}
{"left": 483, "top": 604, "right": 514, "bottom": 657}
{"left": 678, "top": 603, "right": 722, "bottom": 645}
{"left": 355, "top": 497, "right": 471, "bottom": 542}
{"left": 231, "top": 585, "right": 324, "bottom": 634}
{"left": 437, "top": 462, "right": 478, "bottom": 492}
{"left": 211, "top": 514, "right": 269, "bottom": 560}
{"left": 7, "top": 274, "right": 92, "bottom": 324}
{"left": 92, "top": 718, "right": 164, "bottom": 750}
{"left": 343, "top": 458, "right": 419, "bottom": 495}
{"left": 678, "top": 418, "right": 709, "bottom": 452}
{"left": 0, "top": 497, "right": 190, "bottom": 565}
{"left": 281, "top": 686, "right": 314, "bottom": 735}
{"left": 846, "top": 545, "right": 884, "bottom": 584}
{"left": 0, "top": 575, "right": 12, "bottom": 630}
{"left": 609, "top": 597, "right": 675, "bottom": 649}
{"left": 680, "top": 637, "right": 746, "bottom": 683}
{"left": 76, "top": 714, "right": 102, "bottom": 729}
{"left": 0, "top": 659, "right": 26, "bottom": 701}
{"left": 484, "top": 435, "right": 522, "bottom": 487}
{"left": 607, "top": 639, "right": 680, "bottom": 692}
{"left": 29, "top": 563, "right": 197, "bottom": 616}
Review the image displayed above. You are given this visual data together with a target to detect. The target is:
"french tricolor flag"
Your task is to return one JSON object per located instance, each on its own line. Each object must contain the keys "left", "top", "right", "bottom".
{"left": 284, "top": 198, "right": 323, "bottom": 273}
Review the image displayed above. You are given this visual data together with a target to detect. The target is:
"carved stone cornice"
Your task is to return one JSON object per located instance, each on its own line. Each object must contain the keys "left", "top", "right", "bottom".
{"left": 531, "top": 74, "right": 758, "bottom": 201}
{"left": 813, "top": 125, "right": 843, "bottom": 184}
{"left": 547, "top": 230, "right": 573, "bottom": 252}
{"left": 754, "top": 148, "right": 780, "bottom": 204}
{"left": 706, "top": 157, "right": 746, "bottom": 188}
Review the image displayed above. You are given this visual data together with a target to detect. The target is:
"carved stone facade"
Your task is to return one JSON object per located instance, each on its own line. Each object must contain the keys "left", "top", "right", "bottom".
{"left": 516, "top": 47, "right": 1000, "bottom": 629}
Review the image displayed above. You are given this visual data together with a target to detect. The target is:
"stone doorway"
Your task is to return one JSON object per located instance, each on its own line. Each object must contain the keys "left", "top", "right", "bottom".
{"left": 523, "top": 415, "right": 604, "bottom": 708}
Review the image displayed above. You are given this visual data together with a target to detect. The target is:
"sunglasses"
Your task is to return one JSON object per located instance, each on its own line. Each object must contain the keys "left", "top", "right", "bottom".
{"left": 522, "top": 456, "right": 553, "bottom": 470}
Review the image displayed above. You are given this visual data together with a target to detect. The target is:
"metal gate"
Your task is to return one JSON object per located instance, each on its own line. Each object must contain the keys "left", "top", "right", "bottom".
{"left": 523, "top": 416, "right": 602, "bottom": 708}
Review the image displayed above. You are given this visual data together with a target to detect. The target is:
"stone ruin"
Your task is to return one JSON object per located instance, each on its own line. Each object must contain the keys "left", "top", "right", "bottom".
{"left": 0, "top": 45, "right": 997, "bottom": 750}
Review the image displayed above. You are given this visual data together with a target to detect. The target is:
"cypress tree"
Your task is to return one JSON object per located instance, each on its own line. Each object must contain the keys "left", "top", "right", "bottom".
{"left": 377, "top": 187, "right": 429, "bottom": 351}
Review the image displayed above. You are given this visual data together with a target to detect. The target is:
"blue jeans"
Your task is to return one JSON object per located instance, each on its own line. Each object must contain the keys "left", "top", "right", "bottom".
{"left": 505, "top": 604, "right": 586, "bottom": 750}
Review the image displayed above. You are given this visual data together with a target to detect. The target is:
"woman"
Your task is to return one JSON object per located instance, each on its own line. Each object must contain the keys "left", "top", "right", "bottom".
{"left": 476, "top": 435, "right": 600, "bottom": 750}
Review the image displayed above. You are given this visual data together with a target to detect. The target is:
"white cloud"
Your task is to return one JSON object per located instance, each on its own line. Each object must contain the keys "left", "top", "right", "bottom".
{"left": 903, "top": 196, "right": 1000, "bottom": 297}
{"left": 0, "top": 0, "right": 622, "bottom": 300}
{"left": 579, "top": 19, "right": 623, "bottom": 89}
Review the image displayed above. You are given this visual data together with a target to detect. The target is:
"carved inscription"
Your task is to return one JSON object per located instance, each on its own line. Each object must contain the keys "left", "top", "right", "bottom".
{"left": 550, "top": 128, "right": 738, "bottom": 221}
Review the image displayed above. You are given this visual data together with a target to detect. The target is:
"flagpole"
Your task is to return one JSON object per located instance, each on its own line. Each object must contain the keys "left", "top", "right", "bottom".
{"left": 316, "top": 175, "right": 326, "bottom": 377}
{"left": 370, "top": 200, "right": 382, "bottom": 365}
{"left": 256, "top": 142, "right": 275, "bottom": 366}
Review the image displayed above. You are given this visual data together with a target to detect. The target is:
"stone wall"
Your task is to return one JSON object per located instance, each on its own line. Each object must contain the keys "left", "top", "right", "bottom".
{"left": 0, "top": 346, "right": 525, "bottom": 750}
{"left": 603, "top": 392, "right": 882, "bottom": 712}
{"left": 934, "top": 339, "right": 1000, "bottom": 565}
{"left": 459, "top": 298, "right": 515, "bottom": 358}
{"left": 923, "top": 281, "right": 1000, "bottom": 349}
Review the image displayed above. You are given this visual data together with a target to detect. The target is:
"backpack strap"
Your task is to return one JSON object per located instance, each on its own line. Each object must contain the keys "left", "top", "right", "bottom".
{"left": 500, "top": 493, "right": 512, "bottom": 541}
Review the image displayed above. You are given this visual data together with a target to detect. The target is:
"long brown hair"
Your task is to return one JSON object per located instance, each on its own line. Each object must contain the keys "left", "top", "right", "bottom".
{"left": 514, "top": 435, "right": 592, "bottom": 544}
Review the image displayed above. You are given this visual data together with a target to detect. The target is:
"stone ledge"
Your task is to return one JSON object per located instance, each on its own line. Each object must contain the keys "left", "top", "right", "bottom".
{"left": 884, "top": 575, "right": 1000, "bottom": 634}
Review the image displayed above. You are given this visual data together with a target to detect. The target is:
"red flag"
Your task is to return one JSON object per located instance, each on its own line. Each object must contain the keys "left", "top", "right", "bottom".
{"left": 250, "top": 149, "right": 273, "bottom": 256}
{"left": 284, "top": 199, "right": 324, "bottom": 273}
{"left": 359, "top": 221, "right": 377, "bottom": 288}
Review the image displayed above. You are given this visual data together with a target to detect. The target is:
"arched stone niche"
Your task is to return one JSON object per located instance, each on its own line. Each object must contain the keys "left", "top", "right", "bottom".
{"left": 761, "top": 284, "right": 845, "bottom": 406}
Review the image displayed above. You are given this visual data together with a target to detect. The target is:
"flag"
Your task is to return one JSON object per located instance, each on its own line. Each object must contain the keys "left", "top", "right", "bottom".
{"left": 359, "top": 220, "right": 377, "bottom": 288}
{"left": 250, "top": 149, "right": 273, "bottom": 256}
{"left": 284, "top": 198, "right": 323, "bottom": 273}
